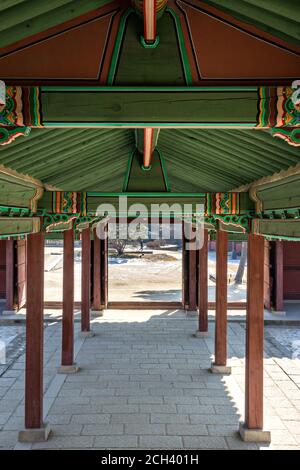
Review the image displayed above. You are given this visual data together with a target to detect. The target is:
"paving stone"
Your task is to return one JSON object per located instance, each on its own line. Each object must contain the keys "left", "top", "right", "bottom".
{"left": 177, "top": 404, "right": 215, "bottom": 415}
{"left": 183, "top": 436, "right": 228, "bottom": 449}
{"left": 190, "top": 414, "right": 240, "bottom": 425}
{"left": 32, "top": 436, "right": 94, "bottom": 449}
{"left": 71, "top": 414, "right": 110, "bottom": 424}
{"left": 111, "top": 413, "right": 150, "bottom": 424}
{"left": 94, "top": 435, "right": 138, "bottom": 449}
{"left": 167, "top": 424, "right": 208, "bottom": 436}
{"left": 102, "top": 404, "right": 139, "bottom": 414}
{"left": 82, "top": 424, "right": 124, "bottom": 435}
{"left": 151, "top": 413, "right": 190, "bottom": 424}
{"left": 139, "top": 435, "right": 183, "bottom": 449}
{"left": 125, "top": 424, "right": 165, "bottom": 435}
{"left": 139, "top": 404, "right": 177, "bottom": 414}
{"left": 52, "top": 424, "right": 83, "bottom": 436}
{"left": 47, "top": 415, "right": 72, "bottom": 425}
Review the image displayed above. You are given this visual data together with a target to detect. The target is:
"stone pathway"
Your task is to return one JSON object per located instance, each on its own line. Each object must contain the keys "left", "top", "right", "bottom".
{"left": 0, "top": 310, "right": 299, "bottom": 450}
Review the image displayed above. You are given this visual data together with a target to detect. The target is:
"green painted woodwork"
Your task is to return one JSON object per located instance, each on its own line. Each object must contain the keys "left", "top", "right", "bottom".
{"left": 0, "top": 170, "right": 42, "bottom": 210}
{"left": 0, "top": 205, "right": 33, "bottom": 217}
{"left": 1, "top": 126, "right": 299, "bottom": 196}
{"left": 113, "top": 12, "right": 186, "bottom": 85}
{"left": 87, "top": 195, "right": 206, "bottom": 216}
{"left": 0, "top": 128, "right": 134, "bottom": 192}
{"left": 204, "top": 0, "right": 300, "bottom": 47}
{"left": 125, "top": 148, "right": 168, "bottom": 192}
{"left": 209, "top": 232, "right": 248, "bottom": 241}
{"left": 41, "top": 88, "right": 258, "bottom": 126}
{"left": 159, "top": 129, "right": 300, "bottom": 192}
{"left": 255, "top": 174, "right": 300, "bottom": 213}
{"left": 0, "top": 216, "right": 40, "bottom": 237}
{"left": 0, "top": 0, "right": 113, "bottom": 48}
{"left": 253, "top": 218, "right": 300, "bottom": 239}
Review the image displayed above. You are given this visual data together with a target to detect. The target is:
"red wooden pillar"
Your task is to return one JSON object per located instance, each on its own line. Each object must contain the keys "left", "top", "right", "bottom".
{"left": 81, "top": 228, "right": 91, "bottom": 333}
{"left": 182, "top": 222, "right": 189, "bottom": 309}
{"left": 100, "top": 224, "right": 108, "bottom": 309}
{"left": 198, "top": 229, "right": 208, "bottom": 332}
{"left": 5, "top": 239, "right": 14, "bottom": 311}
{"left": 59, "top": 229, "right": 77, "bottom": 371}
{"left": 211, "top": 229, "right": 230, "bottom": 373}
{"left": 188, "top": 224, "right": 197, "bottom": 312}
{"left": 240, "top": 233, "right": 270, "bottom": 442}
{"left": 19, "top": 232, "right": 50, "bottom": 441}
{"left": 92, "top": 227, "right": 102, "bottom": 312}
{"left": 274, "top": 241, "right": 284, "bottom": 312}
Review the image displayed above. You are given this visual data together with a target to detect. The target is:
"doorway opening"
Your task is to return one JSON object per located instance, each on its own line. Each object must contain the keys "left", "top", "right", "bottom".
{"left": 108, "top": 221, "right": 183, "bottom": 307}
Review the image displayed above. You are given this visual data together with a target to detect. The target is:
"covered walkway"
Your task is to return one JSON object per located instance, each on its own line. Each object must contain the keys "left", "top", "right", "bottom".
{"left": 0, "top": 310, "right": 299, "bottom": 450}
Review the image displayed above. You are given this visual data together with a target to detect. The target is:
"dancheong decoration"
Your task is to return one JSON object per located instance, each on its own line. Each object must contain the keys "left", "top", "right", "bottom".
{"left": 205, "top": 193, "right": 240, "bottom": 216}
{"left": 0, "top": 86, "right": 42, "bottom": 145}
{"left": 52, "top": 192, "right": 87, "bottom": 215}
{"left": 257, "top": 86, "right": 300, "bottom": 146}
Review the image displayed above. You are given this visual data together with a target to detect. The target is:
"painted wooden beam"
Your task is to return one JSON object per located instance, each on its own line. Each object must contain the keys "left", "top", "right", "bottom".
{"left": 81, "top": 227, "right": 91, "bottom": 332}
{"left": 0, "top": 217, "right": 40, "bottom": 237}
{"left": 134, "top": 128, "right": 160, "bottom": 169}
{"left": 143, "top": 0, "right": 157, "bottom": 43}
{"left": 61, "top": 228, "right": 75, "bottom": 366}
{"left": 40, "top": 88, "right": 259, "bottom": 127}
{"left": 24, "top": 232, "right": 45, "bottom": 429}
{"left": 252, "top": 219, "right": 300, "bottom": 240}
{"left": 198, "top": 229, "right": 208, "bottom": 332}
{"left": 212, "top": 229, "right": 229, "bottom": 372}
{"left": 0, "top": 165, "right": 43, "bottom": 210}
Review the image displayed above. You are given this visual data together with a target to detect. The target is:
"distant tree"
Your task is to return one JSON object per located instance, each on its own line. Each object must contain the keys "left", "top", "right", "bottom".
{"left": 110, "top": 239, "right": 127, "bottom": 256}
{"left": 234, "top": 242, "right": 247, "bottom": 285}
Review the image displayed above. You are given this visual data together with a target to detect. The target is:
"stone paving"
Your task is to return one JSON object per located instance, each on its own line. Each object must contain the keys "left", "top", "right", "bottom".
{"left": 0, "top": 309, "right": 299, "bottom": 450}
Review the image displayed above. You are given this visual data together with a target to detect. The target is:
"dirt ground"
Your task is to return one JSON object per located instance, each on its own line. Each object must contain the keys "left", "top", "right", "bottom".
{"left": 43, "top": 245, "right": 247, "bottom": 303}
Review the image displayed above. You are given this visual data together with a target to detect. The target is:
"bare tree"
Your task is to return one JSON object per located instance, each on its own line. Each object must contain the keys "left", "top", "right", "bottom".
{"left": 234, "top": 242, "right": 247, "bottom": 285}
{"left": 109, "top": 239, "right": 127, "bottom": 256}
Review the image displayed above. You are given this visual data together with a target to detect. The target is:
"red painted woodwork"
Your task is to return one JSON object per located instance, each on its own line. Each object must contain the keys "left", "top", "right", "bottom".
{"left": 188, "top": 224, "right": 197, "bottom": 311}
{"left": 264, "top": 240, "right": 271, "bottom": 310}
{"left": 62, "top": 229, "right": 74, "bottom": 366}
{"left": 182, "top": 222, "right": 189, "bottom": 309}
{"left": 0, "top": 241, "right": 6, "bottom": 299}
{"left": 81, "top": 228, "right": 91, "bottom": 332}
{"left": 198, "top": 229, "right": 208, "bottom": 332}
{"left": 143, "top": 0, "right": 156, "bottom": 43}
{"left": 15, "top": 240, "right": 27, "bottom": 310}
{"left": 5, "top": 240, "right": 14, "bottom": 310}
{"left": 274, "top": 241, "right": 284, "bottom": 311}
{"left": 214, "top": 230, "right": 228, "bottom": 366}
{"left": 100, "top": 225, "right": 108, "bottom": 308}
{"left": 245, "top": 233, "right": 264, "bottom": 429}
{"left": 93, "top": 228, "right": 101, "bottom": 311}
{"left": 0, "top": 15, "right": 113, "bottom": 80}
{"left": 25, "top": 232, "right": 44, "bottom": 429}
{"left": 283, "top": 241, "right": 300, "bottom": 300}
{"left": 175, "top": 0, "right": 300, "bottom": 83}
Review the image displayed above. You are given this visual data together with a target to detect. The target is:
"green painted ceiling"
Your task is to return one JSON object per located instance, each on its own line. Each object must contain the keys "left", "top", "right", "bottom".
{"left": 0, "top": 127, "right": 299, "bottom": 193}
{"left": 204, "top": 0, "right": 300, "bottom": 47}
{"left": 0, "top": 128, "right": 134, "bottom": 191}
{"left": 159, "top": 129, "right": 300, "bottom": 193}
